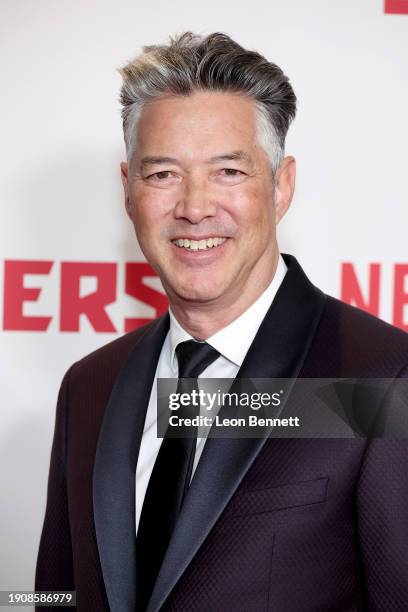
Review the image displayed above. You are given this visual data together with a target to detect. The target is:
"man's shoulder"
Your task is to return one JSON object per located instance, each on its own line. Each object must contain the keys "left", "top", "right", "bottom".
{"left": 68, "top": 317, "right": 163, "bottom": 386}
{"left": 305, "top": 294, "right": 408, "bottom": 376}
{"left": 325, "top": 294, "right": 408, "bottom": 346}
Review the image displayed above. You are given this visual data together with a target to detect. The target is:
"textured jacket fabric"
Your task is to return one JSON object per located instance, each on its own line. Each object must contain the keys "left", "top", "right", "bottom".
{"left": 35, "top": 254, "right": 408, "bottom": 611}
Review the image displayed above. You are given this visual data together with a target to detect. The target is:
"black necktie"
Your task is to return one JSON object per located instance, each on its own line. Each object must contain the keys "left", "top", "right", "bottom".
{"left": 136, "top": 340, "right": 220, "bottom": 610}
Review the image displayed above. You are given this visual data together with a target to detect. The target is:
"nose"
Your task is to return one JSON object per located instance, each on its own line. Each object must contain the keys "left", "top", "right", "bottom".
{"left": 174, "top": 175, "right": 217, "bottom": 224}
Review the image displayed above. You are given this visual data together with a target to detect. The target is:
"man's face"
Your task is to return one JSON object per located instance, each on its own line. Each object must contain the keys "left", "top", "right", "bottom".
{"left": 121, "top": 91, "right": 295, "bottom": 307}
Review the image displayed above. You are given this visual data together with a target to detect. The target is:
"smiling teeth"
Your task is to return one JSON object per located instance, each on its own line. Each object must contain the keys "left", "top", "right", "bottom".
{"left": 172, "top": 237, "right": 227, "bottom": 250}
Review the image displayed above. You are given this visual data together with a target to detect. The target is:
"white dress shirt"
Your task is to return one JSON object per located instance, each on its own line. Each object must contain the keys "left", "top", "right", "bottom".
{"left": 135, "top": 255, "right": 287, "bottom": 533}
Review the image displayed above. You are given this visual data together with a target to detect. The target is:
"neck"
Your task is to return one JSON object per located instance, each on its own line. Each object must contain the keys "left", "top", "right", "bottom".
{"left": 169, "top": 252, "right": 280, "bottom": 340}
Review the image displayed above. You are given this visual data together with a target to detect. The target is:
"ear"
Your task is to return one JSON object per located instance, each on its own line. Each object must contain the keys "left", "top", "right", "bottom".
{"left": 273, "top": 156, "right": 296, "bottom": 224}
{"left": 120, "top": 161, "right": 132, "bottom": 219}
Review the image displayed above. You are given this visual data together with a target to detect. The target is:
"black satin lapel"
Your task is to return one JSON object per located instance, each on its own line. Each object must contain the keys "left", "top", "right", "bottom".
{"left": 146, "top": 255, "right": 327, "bottom": 612}
{"left": 93, "top": 314, "right": 169, "bottom": 612}
{"left": 236, "top": 253, "right": 326, "bottom": 380}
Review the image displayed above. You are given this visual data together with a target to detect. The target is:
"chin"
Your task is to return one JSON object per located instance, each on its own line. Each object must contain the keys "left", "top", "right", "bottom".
{"left": 171, "top": 279, "right": 226, "bottom": 304}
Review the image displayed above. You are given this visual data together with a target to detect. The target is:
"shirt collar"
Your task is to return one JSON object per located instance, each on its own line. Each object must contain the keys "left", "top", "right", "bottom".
{"left": 168, "top": 254, "right": 287, "bottom": 371}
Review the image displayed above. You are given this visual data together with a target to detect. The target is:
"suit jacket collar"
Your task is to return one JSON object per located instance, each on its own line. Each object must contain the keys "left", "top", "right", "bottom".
{"left": 93, "top": 315, "right": 170, "bottom": 612}
{"left": 93, "top": 254, "right": 326, "bottom": 612}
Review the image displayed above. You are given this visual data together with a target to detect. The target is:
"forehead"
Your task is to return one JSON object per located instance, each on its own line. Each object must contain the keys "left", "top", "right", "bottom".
{"left": 134, "top": 91, "right": 260, "bottom": 161}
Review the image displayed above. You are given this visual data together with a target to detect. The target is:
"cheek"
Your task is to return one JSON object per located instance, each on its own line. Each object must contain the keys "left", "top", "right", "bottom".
{"left": 228, "top": 185, "right": 274, "bottom": 231}
{"left": 132, "top": 191, "right": 173, "bottom": 235}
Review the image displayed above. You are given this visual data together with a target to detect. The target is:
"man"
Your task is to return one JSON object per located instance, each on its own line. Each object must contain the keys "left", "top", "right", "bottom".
{"left": 36, "top": 32, "right": 408, "bottom": 611}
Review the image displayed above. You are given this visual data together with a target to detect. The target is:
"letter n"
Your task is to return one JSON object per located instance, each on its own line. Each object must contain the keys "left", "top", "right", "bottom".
{"left": 393, "top": 264, "right": 408, "bottom": 332}
{"left": 340, "top": 263, "right": 380, "bottom": 316}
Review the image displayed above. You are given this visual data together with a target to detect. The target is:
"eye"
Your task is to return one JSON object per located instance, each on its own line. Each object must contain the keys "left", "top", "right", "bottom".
{"left": 148, "top": 170, "right": 176, "bottom": 180}
{"left": 220, "top": 168, "right": 244, "bottom": 176}
{"left": 143, "top": 170, "right": 181, "bottom": 186}
{"left": 215, "top": 168, "right": 247, "bottom": 184}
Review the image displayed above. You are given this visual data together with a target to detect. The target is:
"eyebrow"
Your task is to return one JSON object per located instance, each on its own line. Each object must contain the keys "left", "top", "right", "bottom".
{"left": 140, "top": 156, "right": 179, "bottom": 168}
{"left": 140, "top": 150, "right": 252, "bottom": 168}
{"left": 206, "top": 150, "right": 252, "bottom": 164}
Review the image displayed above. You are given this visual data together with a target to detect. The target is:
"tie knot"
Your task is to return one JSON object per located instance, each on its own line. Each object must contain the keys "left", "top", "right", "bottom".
{"left": 175, "top": 340, "right": 220, "bottom": 379}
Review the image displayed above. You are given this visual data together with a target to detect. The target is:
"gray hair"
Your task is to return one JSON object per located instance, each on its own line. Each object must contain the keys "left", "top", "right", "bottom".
{"left": 119, "top": 32, "right": 297, "bottom": 173}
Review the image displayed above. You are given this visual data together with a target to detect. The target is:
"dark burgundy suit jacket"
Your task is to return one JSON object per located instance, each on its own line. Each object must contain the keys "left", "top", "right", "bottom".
{"left": 35, "top": 254, "right": 408, "bottom": 611}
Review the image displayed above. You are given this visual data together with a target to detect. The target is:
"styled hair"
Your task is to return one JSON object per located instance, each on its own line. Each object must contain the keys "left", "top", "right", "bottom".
{"left": 118, "top": 32, "right": 297, "bottom": 173}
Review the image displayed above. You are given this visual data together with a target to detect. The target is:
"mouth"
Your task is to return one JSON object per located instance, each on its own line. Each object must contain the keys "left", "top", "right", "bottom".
{"left": 171, "top": 237, "right": 227, "bottom": 251}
